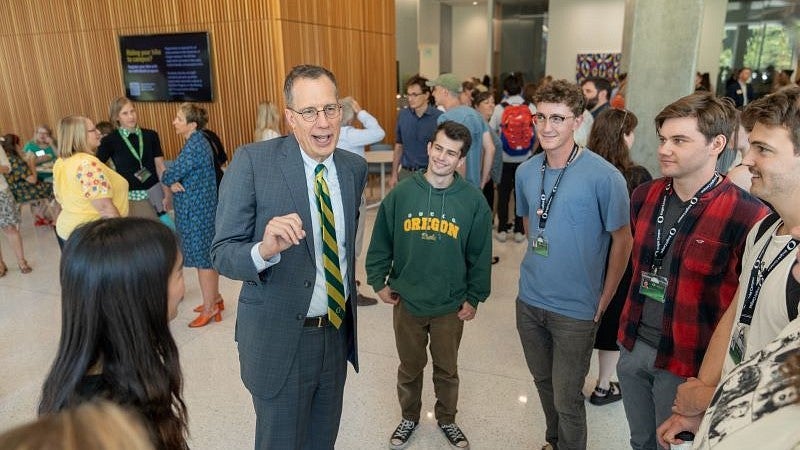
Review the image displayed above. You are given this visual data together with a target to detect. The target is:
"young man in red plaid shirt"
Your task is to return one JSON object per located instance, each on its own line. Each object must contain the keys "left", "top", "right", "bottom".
{"left": 617, "top": 92, "right": 770, "bottom": 450}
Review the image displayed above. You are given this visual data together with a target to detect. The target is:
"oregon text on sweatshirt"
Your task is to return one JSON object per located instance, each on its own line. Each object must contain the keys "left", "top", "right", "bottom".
{"left": 366, "top": 171, "right": 492, "bottom": 316}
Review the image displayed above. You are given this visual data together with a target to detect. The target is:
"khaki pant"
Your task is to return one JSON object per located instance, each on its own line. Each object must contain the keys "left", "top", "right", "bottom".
{"left": 393, "top": 300, "right": 464, "bottom": 424}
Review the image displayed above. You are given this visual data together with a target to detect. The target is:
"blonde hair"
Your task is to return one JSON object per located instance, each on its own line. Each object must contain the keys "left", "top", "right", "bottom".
{"left": 56, "top": 116, "right": 93, "bottom": 158}
{"left": 0, "top": 400, "right": 154, "bottom": 450}
{"left": 254, "top": 101, "right": 280, "bottom": 141}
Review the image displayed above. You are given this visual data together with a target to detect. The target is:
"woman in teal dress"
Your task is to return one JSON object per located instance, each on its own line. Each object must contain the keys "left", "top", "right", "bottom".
{"left": 162, "top": 103, "right": 223, "bottom": 328}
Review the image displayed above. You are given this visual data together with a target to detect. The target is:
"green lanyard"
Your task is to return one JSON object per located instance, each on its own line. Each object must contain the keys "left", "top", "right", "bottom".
{"left": 119, "top": 128, "right": 144, "bottom": 168}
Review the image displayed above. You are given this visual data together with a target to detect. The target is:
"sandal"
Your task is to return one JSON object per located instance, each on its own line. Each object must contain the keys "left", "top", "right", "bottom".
{"left": 18, "top": 259, "right": 32, "bottom": 274}
{"left": 589, "top": 381, "right": 622, "bottom": 405}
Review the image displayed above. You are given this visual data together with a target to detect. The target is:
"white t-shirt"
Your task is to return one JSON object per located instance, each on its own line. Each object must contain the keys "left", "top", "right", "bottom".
{"left": 694, "top": 317, "right": 800, "bottom": 449}
{"left": 723, "top": 217, "right": 799, "bottom": 375}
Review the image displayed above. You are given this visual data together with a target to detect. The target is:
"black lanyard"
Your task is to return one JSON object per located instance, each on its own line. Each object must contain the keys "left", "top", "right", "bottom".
{"left": 537, "top": 144, "right": 579, "bottom": 230}
{"left": 652, "top": 173, "right": 720, "bottom": 272}
{"left": 739, "top": 228, "right": 799, "bottom": 325}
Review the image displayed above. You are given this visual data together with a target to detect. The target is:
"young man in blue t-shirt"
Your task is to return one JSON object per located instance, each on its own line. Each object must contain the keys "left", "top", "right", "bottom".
{"left": 515, "top": 79, "right": 633, "bottom": 450}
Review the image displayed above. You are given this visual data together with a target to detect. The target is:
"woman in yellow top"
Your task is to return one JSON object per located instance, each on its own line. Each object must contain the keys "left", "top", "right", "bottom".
{"left": 53, "top": 116, "right": 129, "bottom": 244}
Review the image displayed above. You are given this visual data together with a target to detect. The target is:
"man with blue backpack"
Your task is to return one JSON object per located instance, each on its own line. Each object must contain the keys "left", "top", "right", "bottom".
{"left": 489, "top": 72, "right": 537, "bottom": 243}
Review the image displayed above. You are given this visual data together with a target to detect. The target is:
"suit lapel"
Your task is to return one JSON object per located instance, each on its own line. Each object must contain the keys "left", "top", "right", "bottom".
{"left": 280, "top": 135, "right": 316, "bottom": 261}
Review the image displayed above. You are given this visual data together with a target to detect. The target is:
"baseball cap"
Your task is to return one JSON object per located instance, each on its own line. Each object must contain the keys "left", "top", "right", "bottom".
{"left": 425, "top": 74, "right": 462, "bottom": 93}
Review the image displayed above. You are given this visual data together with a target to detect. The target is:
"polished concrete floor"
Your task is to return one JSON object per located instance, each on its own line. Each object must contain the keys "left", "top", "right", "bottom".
{"left": 0, "top": 204, "right": 631, "bottom": 449}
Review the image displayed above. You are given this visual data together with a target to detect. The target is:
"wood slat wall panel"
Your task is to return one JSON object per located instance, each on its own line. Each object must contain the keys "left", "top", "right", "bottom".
{"left": 0, "top": 0, "right": 395, "bottom": 159}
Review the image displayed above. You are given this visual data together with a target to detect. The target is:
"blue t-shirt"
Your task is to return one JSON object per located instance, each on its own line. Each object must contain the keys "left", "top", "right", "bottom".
{"left": 515, "top": 149, "right": 630, "bottom": 320}
{"left": 395, "top": 105, "right": 442, "bottom": 169}
{"left": 438, "top": 106, "right": 488, "bottom": 188}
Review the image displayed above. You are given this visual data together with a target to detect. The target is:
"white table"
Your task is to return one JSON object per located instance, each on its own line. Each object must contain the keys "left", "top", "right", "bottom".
{"left": 365, "top": 150, "right": 394, "bottom": 208}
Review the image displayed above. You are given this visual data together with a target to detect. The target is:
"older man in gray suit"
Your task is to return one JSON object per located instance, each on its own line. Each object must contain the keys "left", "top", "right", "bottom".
{"left": 211, "top": 65, "right": 368, "bottom": 450}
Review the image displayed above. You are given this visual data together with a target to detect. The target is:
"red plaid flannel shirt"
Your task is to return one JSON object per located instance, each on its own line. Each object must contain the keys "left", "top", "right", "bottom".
{"left": 618, "top": 177, "right": 769, "bottom": 378}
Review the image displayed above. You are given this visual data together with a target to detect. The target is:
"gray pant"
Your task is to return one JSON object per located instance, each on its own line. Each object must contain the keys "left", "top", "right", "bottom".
{"left": 516, "top": 300, "right": 598, "bottom": 450}
{"left": 617, "top": 340, "right": 686, "bottom": 450}
{"left": 251, "top": 325, "right": 347, "bottom": 450}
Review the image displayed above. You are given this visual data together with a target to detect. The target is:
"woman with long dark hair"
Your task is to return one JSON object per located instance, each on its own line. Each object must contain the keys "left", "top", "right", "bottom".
{"left": 38, "top": 217, "right": 189, "bottom": 449}
{"left": 586, "top": 108, "right": 652, "bottom": 406}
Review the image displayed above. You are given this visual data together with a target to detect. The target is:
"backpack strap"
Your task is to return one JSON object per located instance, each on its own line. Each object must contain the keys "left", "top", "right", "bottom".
{"left": 756, "top": 213, "right": 799, "bottom": 321}
{"left": 755, "top": 213, "right": 780, "bottom": 242}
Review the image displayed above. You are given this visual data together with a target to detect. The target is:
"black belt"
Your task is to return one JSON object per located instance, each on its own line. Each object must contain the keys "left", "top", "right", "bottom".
{"left": 403, "top": 165, "right": 427, "bottom": 171}
{"left": 304, "top": 315, "right": 331, "bottom": 327}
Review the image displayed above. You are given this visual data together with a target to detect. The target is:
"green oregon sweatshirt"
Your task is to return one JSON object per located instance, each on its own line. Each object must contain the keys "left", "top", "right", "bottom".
{"left": 366, "top": 171, "right": 492, "bottom": 317}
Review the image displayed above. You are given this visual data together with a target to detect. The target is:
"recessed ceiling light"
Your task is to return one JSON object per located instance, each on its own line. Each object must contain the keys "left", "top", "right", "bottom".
{"left": 473, "top": 1, "right": 478, "bottom": 4}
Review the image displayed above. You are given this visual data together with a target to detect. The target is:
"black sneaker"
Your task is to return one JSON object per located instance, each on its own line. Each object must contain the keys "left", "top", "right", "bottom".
{"left": 389, "top": 418, "right": 418, "bottom": 449}
{"left": 439, "top": 422, "right": 469, "bottom": 448}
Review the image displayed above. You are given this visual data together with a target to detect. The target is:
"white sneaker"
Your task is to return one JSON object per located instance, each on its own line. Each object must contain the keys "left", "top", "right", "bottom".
{"left": 495, "top": 231, "right": 508, "bottom": 242}
{"left": 513, "top": 232, "right": 526, "bottom": 243}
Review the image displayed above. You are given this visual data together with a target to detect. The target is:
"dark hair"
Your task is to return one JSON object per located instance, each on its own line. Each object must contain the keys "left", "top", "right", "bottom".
{"left": 1, "top": 133, "right": 25, "bottom": 165}
{"left": 95, "top": 121, "right": 115, "bottom": 136}
{"left": 471, "top": 90, "right": 494, "bottom": 109}
{"left": 405, "top": 74, "right": 435, "bottom": 106}
{"left": 283, "top": 65, "right": 337, "bottom": 108}
{"left": 503, "top": 73, "right": 524, "bottom": 96}
{"left": 39, "top": 218, "right": 188, "bottom": 450}
{"left": 742, "top": 86, "right": 800, "bottom": 155}
{"left": 179, "top": 102, "right": 208, "bottom": 130}
{"left": 582, "top": 77, "right": 612, "bottom": 99}
{"left": 405, "top": 74, "right": 431, "bottom": 95}
{"left": 533, "top": 79, "right": 585, "bottom": 117}
{"left": 588, "top": 108, "right": 640, "bottom": 191}
{"left": 655, "top": 91, "right": 737, "bottom": 145}
{"left": 432, "top": 121, "right": 472, "bottom": 157}
{"left": 522, "top": 82, "right": 538, "bottom": 104}
{"left": 1, "top": 133, "right": 20, "bottom": 154}
{"left": 696, "top": 72, "right": 711, "bottom": 91}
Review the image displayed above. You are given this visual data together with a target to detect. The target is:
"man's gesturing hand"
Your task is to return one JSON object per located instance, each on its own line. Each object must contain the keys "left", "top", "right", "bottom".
{"left": 259, "top": 213, "right": 306, "bottom": 260}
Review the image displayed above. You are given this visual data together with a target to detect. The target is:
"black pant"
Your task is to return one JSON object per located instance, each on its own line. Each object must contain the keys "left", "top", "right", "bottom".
{"left": 497, "top": 162, "right": 524, "bottom": 233}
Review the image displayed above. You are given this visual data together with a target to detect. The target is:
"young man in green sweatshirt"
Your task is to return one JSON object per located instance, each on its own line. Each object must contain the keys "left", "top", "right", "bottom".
{"left": 366, "top": 120, "right": 492, "bottom": 450}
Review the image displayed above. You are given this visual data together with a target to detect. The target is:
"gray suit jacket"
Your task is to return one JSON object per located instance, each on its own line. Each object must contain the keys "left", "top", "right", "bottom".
{"left": 211, "top": 135, "right": 367, "bottom": 399}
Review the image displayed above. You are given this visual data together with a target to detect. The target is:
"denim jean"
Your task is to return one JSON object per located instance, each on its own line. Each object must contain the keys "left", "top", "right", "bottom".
{"left": 617, "top": 340, "right": 686, "bottom": 450}
{"left": 516, "top": 300, "right": 598, "bottom": 450}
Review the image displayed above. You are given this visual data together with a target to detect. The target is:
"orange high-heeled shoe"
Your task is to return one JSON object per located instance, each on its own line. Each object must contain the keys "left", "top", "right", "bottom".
{"left": 188, "top": 306, "right": 221, "bottom": 328}
{"left": 193, "top": 298, "right": 224, "bottom": 313}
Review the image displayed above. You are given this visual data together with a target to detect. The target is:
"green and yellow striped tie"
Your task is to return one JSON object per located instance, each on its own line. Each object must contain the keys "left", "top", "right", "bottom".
{"left": 314, "top": 164, "right": 346, "bottom": 328}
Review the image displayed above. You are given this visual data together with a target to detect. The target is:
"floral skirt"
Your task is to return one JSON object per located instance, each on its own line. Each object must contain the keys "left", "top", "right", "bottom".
{"left": 0, "top": 189, "right": 21, "bottom": 228}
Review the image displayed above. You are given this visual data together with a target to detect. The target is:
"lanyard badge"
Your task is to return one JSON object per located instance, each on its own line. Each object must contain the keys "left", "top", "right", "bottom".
{"left": 531, "top": 145, "right": 579, "bottom": 258}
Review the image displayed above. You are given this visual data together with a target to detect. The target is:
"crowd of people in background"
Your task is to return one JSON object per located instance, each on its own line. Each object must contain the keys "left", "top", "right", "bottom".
{"left": 1, "top": 62, "right": 799, "bottom": 450}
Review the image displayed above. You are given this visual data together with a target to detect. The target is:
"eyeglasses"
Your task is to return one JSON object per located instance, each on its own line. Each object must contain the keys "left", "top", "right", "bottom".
{"left": 288, "top": 104, "right": 342, "bottom": 122}
{"left": 405, "top": 92, "right": 426, "bottom": 98}
{"left": 533, "top": 113, "right": 575, "bottom": 127}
